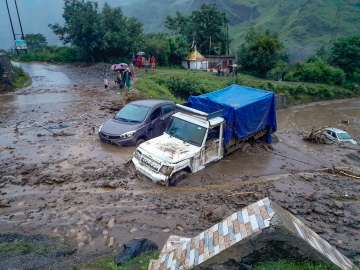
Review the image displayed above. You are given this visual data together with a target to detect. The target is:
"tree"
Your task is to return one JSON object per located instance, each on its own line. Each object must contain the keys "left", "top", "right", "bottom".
{"left": 24, "top": 34, "right": 47, "bottom": 50}
{"left": 165, "top": 4, "right": 229, "bottom": 55}
{"left": 330, "top": 36, "right": 360, "bottom": 77}
{"left": 50, "top": 0, "right": 102, "bottom": 61}
{"left": 50, "top": 0, "right": 144, "bottom": 61}
{"left": 143, "top": 33, "right": 171, "bottom": 66}
{"left": 100, "top": 3, "right": 144, "bottom": 61}
{"left": 237, "top": 29, "right": 286, "bottom": 77}
{"left": 168, "top": 36, "right": 189, "bottom": 65}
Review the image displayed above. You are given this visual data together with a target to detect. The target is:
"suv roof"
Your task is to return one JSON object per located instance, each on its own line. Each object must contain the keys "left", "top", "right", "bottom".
{"left": 326, "top": 127, "right": 347, "bottom": 133}
{"left": 130, "top": 99, "right": 174, "bottom": 107}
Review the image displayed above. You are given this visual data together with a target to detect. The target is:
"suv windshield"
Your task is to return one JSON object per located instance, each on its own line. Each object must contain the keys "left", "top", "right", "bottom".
{"left": 115, "top": 104, "right": 150, "bottom": 123}
{"left": 337, "top": 132, "right": 352, "bottom": 140}
{"left": 166, "top": 117, "right": 206, "bottom": 147}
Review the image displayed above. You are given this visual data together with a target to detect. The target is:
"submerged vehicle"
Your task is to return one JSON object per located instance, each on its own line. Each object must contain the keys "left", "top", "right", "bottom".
{"left": 99, "top": 99, "right": 175, "bottom": 146}
{"left": 324, "top": 128, "right": 357, "bottom": 145}
{"left": 132, "top": 84, "right": 277, "bottom": 185}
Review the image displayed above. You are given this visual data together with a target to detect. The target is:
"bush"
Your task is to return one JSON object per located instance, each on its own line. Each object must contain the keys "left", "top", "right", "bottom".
{"left": 15, "top": 46, "right": 79, "bottom": 63}
{"left": 285, "top": 59, "right": 346, "bottom": 85}
{"left": 164, "top": 76, "right": 205, "bottom": 99}
{"left": 351, "top": 69, "right": 360, "bottom": 83}
{"left": 267, "top": 61, "right": 289, "bottom": 81}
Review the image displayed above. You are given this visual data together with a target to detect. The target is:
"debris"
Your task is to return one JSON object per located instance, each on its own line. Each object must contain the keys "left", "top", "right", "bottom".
{"left": 0, "top": 199, "right": 11, "bottom": 208}
{"left": 304, "top": 127, "right": 335, "bottom": 144}
{"left": 327, "top": 167, "right": 360, "bottom": 180}
{"left": 107, "top": 217, "right": 116, "bottom": 229}
{"left": 114, "top": 239, "right": 158, "bottom": 266}
{"left": 0, "top": 146, "right": 15, "bottom": 152}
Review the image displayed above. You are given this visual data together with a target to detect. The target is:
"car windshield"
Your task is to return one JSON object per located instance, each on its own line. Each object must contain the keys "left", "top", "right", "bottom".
{"left": 115, "top": 104, "right": 150, "bottom": 123}
{"left": 337, "top": 132, "right": 352, "bottom": 140}
{"left": 166, "top": 117, "right": 207, "bottom": 147}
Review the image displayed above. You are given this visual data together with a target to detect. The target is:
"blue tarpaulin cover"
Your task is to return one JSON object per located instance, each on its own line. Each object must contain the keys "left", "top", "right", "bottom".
{"left": 187, "top": 84, "right": 277, "bottom": 145}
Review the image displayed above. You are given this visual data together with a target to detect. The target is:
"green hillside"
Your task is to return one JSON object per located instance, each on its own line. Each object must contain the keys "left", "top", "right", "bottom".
{"left": 124, "top": 0, "right": 360, "bottom": 61}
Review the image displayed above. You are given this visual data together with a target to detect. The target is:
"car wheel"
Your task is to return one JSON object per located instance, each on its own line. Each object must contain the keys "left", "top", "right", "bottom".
{"left": 169, "top": 170, "right": 189, "bottom": 187}
{"left": 136, "top": 138, "right": 146, "bottom": 146}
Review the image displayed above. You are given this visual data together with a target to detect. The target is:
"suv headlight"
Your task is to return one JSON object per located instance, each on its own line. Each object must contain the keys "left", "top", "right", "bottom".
{"left": 160, "top": 165, "right": 174, "bottom": 176}
{"left": 134, "top": 150, "right": 141, "bottom": 160}
{"left": 120, "top": 130, "right": 136, "bottom": 139}
{"left": 98, "top": 125, "right": 103, "bottom": 133}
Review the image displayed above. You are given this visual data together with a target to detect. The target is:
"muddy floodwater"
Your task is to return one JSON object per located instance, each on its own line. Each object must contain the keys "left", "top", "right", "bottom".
{"left": 0, "top": 63, "right": 359, "bottom": 269}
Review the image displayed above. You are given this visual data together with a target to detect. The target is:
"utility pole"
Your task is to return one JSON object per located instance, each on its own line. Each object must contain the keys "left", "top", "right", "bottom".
{"left": 5, "top": 0, "right": 16, "bottom": 41}
{"left": 14, "top": 0, "right": 25, "bottom": 39}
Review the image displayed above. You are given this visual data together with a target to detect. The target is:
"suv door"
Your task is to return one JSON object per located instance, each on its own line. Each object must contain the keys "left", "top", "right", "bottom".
{"left": 161, "top": 104, "right": 175, "bottom": 128}
{"left": 204, "top": 125, "right": 221, "bottom": 164}
{"left": 148, "top": 107, "right": 163, "bottom": 138}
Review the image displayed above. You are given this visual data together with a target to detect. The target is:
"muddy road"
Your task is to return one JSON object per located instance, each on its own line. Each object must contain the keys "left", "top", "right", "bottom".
{"left": 0, "top": 63, "right": 359, "bottom": 269}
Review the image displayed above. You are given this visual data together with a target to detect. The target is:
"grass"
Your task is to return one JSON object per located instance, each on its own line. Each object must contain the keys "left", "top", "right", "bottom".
{"left": 0, "top": 241, "right": 34, "bottom": 255}
{"left": 77, "top": 251, "right": 159, "bottom": 270}
{"left": 255, "top": 260, "right": 339, "bottom": 270}
{"left": 134, "top": 67, "right": 359, "bottom": 105}
{"left": 12, "top": 66, "right": 32, "bottom": 89}
{"left": 78, "top": 255, "right": 339, "bottom": 270}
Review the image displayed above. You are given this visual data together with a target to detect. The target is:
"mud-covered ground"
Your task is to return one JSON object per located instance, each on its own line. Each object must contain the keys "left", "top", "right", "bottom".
{"left": 0, "top": 63, "right": 360, "bottom": 269}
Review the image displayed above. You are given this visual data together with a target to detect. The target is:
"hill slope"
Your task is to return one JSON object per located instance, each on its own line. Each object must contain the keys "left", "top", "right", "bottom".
{"left": 1, "top": 0, "right": 360, "bottom": 60}
{"left": 124, "top": 0, "right": 360, "bottom": 60}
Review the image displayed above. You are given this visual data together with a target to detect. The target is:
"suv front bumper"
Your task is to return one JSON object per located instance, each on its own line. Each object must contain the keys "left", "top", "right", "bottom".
{"left": 132, "top": 157, "right": 169, "bottom": 184}
{"left": 99, "top": 132, "right": 136, "bottom": 146}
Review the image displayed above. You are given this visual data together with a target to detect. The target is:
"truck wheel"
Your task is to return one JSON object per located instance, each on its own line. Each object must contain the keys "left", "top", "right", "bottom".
{"left": 169, "top": 170, "right": 189, "bottom": 187}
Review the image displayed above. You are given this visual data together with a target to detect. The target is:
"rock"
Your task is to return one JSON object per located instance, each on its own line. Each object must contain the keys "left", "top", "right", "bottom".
{"left": 1, "top": 175, "right": 16, "bottom": 184}
{"left": 108, "top": 237, "right": 115, "bottom": 248}
{"left": 114, "top": 239, "right": 158, "bottom": 266}
{"left": 130, "top": 227, "right": 137, "bottom": 233}
{"left": 94, "top": 180, "right": 121, "bottom": 189}
{"left": 334, "top": 201, "right": 344, "bottom": 209}
{"left": 162, "top": 228, "right": 170, "bottom": 233}
{"left": 205, "top": 206, "right": 228, "bottom": 223}
{"left": 107, "top": 217, "right": 115, "bottom": 229}
{"left": 313, "top": 206, "right": 326, "bottom": 215}
{"left": 0, "top": 199, "right": 11, "bottom": 208}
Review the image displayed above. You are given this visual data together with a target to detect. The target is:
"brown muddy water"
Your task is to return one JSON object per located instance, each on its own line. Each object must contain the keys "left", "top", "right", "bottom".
{"left": 0, "top": 63, "right": 359, "bottom": 269}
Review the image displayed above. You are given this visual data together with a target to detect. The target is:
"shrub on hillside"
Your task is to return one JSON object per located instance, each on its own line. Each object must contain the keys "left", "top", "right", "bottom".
{"left": 285, "top": 59, "right": 345, "bottom": 85}
{"left": 267, "top": 61, "right": 290, "bottom": 81}
{"left": 164, "top": 76, "right": 205, "bottom": 99}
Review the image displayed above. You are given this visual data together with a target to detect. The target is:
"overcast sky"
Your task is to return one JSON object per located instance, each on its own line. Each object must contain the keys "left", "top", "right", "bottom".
{"left": 0, "top": 0, "right": 136, "bottom": 49}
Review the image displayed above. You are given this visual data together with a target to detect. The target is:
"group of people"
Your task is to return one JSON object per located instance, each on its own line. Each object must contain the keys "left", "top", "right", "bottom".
{"left": 104, "top": 54, "right": 158, "bottom": 90}
{"left": 133, "top": 55, "right": 157, "bottom": 72}
{"left": 104, "top": 63, "right": 136, "bottom": 90}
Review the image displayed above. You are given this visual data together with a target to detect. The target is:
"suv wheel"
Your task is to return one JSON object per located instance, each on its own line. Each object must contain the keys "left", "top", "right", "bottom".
{"left": 169, "top": 170, "right": 189, "bottom": 186}
{"left": 136, "top": 138, "right": 145, "bottom": 146}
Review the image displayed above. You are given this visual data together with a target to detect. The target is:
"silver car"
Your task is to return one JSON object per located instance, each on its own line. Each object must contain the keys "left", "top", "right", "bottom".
{"left": 324, "top": 128, "right": 357, "bottom": 145}
{"left": 99, "top": 99, "right": 175, "bottom": 146}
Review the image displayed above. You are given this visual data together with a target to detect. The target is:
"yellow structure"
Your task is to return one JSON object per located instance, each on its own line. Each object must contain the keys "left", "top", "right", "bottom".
{"left": 182, "top": 48, "right": 208, "bottom": 70}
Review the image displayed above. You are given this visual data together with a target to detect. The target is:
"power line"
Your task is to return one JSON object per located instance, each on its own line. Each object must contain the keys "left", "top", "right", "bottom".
{"left": 5, "top": 0, "right": 16, "bottom": 41}
{"left": 14, "top": 0, "right": 25, "bottom": 39}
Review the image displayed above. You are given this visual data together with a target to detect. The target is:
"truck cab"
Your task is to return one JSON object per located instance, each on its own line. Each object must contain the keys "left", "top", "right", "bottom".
{"left": 132, "top": 105, "right": 225, "bottom": 186}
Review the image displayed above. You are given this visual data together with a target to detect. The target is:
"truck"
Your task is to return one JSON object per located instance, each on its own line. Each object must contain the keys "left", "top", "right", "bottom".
{"left": 132, "top": 84, "right": 277, "bottom": 186}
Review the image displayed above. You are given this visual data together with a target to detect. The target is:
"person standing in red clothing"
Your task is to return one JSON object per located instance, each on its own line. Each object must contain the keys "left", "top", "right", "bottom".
{"left": 150, "top": 55, "right": 157, "bottom": 72}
